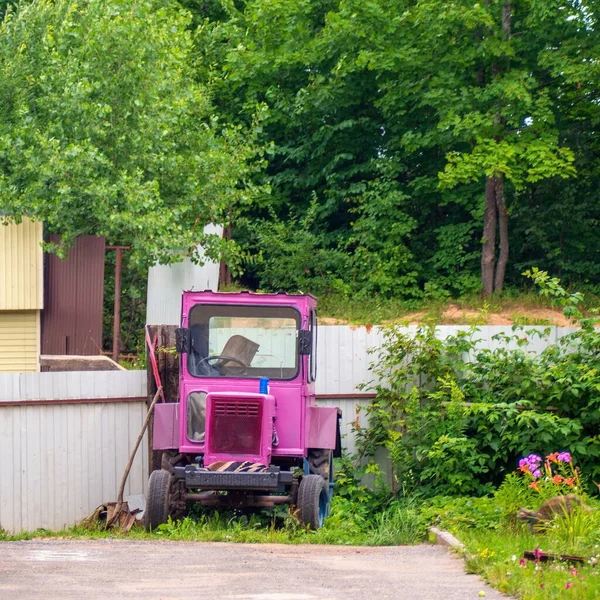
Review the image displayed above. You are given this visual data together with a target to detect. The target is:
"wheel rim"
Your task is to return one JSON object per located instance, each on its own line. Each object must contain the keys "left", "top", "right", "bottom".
{"left": 318, "top": 486, "right": 329, "bottom": 528}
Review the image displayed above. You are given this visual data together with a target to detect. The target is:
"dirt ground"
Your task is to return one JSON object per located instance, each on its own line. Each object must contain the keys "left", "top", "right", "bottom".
{"left": 0, "top": 539, "right": 509, "bottom": 599}
{"left": 320, "top": 303, "right": 574, "bottom": 327}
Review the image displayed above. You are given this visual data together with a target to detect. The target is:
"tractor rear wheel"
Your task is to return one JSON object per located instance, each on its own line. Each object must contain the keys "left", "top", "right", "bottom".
{"left": 146, "top": 469, "right": 172, "bottom": 531}
{"left": 297, "top": 474, "right": 329, "bottom": 530}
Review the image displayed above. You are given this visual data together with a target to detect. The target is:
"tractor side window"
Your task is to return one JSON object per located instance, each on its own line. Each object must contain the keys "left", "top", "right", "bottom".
{"left": 188, "top": 304, "right": 300, "bottom": 380}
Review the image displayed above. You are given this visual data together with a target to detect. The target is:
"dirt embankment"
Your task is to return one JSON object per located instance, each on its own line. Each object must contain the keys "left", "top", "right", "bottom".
{"left": 320, "top": 304, "right": 575, "bottom": 327}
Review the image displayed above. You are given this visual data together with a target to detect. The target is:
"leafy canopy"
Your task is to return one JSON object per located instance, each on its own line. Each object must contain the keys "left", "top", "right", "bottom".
{"left": 191, "top": 0, "right": 600, "bottom": 297}
{"left": 0, "top": 0, "right": 258, "bottom": 266}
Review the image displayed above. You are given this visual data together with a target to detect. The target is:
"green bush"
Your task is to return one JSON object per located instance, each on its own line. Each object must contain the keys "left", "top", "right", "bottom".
{"left": 356, "top": 271, "right": 600, "bottom": 497}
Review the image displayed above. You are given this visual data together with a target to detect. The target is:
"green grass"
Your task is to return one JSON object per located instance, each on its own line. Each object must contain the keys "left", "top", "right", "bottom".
{"left": 460, "top": 528, "right": 600, "bottom": 600}
{"left": 315, "top": 289, "right": 600, "bottom": 326}
{"left": 0, "top": 498, "right": 426, "bottom": 546}
{"left": 421, "top": 493, "right": 600, "bottom": 600}
{"left": 317, "top": 293, "right": 424, "bottom": 325}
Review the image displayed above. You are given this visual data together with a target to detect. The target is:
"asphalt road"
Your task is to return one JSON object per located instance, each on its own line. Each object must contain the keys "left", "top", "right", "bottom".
{"left": 1, "top": 540, "right": 508, "bottom": 599}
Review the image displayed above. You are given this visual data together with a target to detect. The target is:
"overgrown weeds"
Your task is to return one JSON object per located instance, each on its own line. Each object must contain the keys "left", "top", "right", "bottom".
{"left": 355, "top": 271, "right": 600, "bottom": 497}
{"left": 148, "top": 497, "right": 425, "bottom": 546}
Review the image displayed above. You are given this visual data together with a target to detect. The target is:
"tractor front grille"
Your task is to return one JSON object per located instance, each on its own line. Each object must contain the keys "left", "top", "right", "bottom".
{"left": 208, "top": 398, "right": 263, "bottom": 456}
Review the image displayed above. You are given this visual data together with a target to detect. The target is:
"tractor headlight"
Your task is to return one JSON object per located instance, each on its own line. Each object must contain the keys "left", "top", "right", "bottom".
{"left": 187, "top": 391, "right": 207, "bottom": 442}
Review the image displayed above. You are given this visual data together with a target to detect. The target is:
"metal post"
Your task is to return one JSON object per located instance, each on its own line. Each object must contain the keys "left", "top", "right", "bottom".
{"left": 113, "top": 247, "right": 122, "bottom": 363}
{"left": 106, "top": 245, "right": 130, "bottom": 364}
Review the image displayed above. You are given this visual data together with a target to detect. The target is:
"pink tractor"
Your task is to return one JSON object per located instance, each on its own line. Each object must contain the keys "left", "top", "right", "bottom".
{"left": 147, "top": 291, "right": 340, "bottom": 530}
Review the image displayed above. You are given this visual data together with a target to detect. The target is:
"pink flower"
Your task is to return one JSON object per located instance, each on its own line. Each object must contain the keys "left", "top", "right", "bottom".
{"left": 558, "top": 452, "right": 572, "bottom": 463}
{"left": 565, "top": 581, "right": 573, "bottom": 589}
{"left": 570, "top": 567, "right": 578, "bottom": 577}
{"left": 518, "top": 454, "right": 543, "bottom": 475}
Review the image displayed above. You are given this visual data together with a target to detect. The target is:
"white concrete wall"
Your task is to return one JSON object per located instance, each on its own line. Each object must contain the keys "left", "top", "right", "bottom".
{"left": 146, "top": 224, "right": 223, "bottom": 325}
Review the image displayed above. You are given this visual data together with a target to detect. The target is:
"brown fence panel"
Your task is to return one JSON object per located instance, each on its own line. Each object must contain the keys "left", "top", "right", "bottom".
{"left": 42, "top": 236, "right": 106, "bottom": 355}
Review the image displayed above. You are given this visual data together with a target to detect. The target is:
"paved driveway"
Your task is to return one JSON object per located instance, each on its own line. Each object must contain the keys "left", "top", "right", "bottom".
{"left": 1, "top": 540, "right": 507, "bottom": 599}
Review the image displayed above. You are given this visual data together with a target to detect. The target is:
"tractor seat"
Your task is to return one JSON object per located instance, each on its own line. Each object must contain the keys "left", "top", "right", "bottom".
{"left": 216, "top": 335, "right": 260, "bottom": 370}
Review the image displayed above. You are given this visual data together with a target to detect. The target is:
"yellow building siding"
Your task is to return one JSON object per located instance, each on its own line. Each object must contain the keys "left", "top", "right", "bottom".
{"left": 0, "top": 311, "right": 40, "bottom": 372}
{"left": 0, "top": 218, "right": 44, "bottom": 310}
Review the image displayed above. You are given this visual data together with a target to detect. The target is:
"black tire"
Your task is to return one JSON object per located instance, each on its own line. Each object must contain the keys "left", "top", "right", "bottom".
{"left": 146, "top": 469, "right": 172, "bottom": 531}
{"left": 297, "top": 474, "right": 329, "bottom": 530}
{"left": 308, "top": 448, "right": 332, "bottom": 482}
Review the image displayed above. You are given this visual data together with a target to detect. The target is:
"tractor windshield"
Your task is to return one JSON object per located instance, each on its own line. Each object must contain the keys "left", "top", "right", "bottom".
{"left": 187, "top": 304, "right": 300, "bottom": 380}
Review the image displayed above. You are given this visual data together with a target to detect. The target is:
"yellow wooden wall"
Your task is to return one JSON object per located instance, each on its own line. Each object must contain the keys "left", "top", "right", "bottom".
{"left": 0, "top": 218, "right": 44, "bottom": 311}
{"left": 0, "top": 219, "right": 43, "bottom": 371}
{"left": 0, "top": 311, "right": 40, "bottom": 372}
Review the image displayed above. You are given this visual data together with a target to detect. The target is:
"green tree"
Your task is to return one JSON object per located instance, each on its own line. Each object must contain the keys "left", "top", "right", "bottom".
{"left": 193, "top": 0, "right": 600, "bottom": 297}
{"left": 338, "top": 0, "right": 577, "bottom": 295}
{"left": 0, "top": 0, "right": 258, "bottom": 266}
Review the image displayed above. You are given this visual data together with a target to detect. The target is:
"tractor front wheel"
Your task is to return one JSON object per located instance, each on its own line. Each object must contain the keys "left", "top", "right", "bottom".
{"left": 297, "top": 474, "right": 330, "bottom": 530}
{"left": 146, "top": 469, "right": 172, "bottom": 531}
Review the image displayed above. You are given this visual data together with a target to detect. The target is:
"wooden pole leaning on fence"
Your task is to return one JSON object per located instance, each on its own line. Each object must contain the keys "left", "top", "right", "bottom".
{"left": 106, "top": 386, "right": 162, "bottom": 529}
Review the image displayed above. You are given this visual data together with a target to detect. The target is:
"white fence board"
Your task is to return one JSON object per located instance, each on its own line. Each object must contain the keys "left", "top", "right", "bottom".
{"left": 0, "top": 370, "right": 146, "bottom": 402}
{"left": 0, "top": 325, "right": 580, "bottom": 532}
{"left": 0, "top": 401, "right": 148, "bottom": 533}
{"left": 316, "top": 397, "right": 370, "bottom": 456}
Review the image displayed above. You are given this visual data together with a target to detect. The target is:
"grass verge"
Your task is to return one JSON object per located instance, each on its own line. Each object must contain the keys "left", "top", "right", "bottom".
{"left": 0, "top": 498, "right": 426, "bottom": 546}
{"left": 424, "top": 494, "right": 600, "bottom": 600}
{"left": 460, "top": 529, "right": 600, "bottom": 599}
{"left": 316, "top": 290, "right": 600, "bottom": 326}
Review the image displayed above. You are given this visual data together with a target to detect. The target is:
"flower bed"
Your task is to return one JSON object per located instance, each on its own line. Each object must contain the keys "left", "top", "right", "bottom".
{"left": 425, "top": 452, "right": 600, "bottom": 599}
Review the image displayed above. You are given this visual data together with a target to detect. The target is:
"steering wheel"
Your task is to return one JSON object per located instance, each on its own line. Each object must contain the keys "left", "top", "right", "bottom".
{"left": 198, "top": 355, "right": 247, "bottom": 375}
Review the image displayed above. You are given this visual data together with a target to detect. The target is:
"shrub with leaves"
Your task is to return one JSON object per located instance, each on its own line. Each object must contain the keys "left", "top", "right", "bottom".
{"left": 357, "top": 271, "right": 600, "bottom": 497}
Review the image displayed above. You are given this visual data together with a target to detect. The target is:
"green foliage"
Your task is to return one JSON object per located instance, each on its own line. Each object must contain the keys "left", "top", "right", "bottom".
{"left": 493, "top": 473, "right": 538, "bottom": 527}
{"left": 189, "top": 0, "right": 600, "bottom": 297}
{"left": 0, "top": 0, "right": 260, "bottom": 267}
{"left": 422, "top": 495, "right": 503, "bottom": 532}
{"left": 238, "top": 200, "right": 351, "bottom": 296}
{"left": 357, "top": 272, "right": 600, "bottom": 496}
{"left": 3, "top": 0, "right": 600, "bottom": 298}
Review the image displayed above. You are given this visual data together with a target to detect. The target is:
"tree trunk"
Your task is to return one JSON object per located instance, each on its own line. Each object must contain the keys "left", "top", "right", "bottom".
{"left": 491, "top": 3, "right": 511, "bottom": 293}
{"left": 481, "top": 177, "right": 498, "bottom": 297}
{"left": 479, "top": 3, "right": 511, "bottom": 297}
{"left": 502, "top": 3, "right": 511, "bottom": 39}
{"left": 218, "top": 224, "right": 232, "bottom": 289}
{"left": 494, "top": 174, "right": 509, "bottom": 292}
